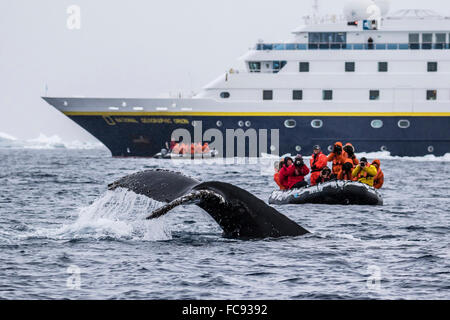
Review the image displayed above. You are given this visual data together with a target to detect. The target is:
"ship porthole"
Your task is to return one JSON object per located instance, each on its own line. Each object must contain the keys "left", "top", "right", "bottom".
{"left": 216, "top": 120, "right": 223, "bottom": 127}
{"left": 220, "top": 92, "right": 230, "bottom": 99}
{"left": 270, "top": 145, "right": 276, "bottom": 152}
{"left": 245, "top": 121, "right": 251, "bottom": 127}
{"left": 428, "top": 146, "right": 434, "bottom": 153}
{"left": 327, "top": 145, "right": 333, "bottom": 152}
{"left": 284, "top": 119, "right": 296, "bottom": 128}
{"left": 311, "top": 119, "right": 323, "bottom": 129}
{"left": 398, "top": 119, "right": 410, "bottom": 129}
{"left": 380, "top": 145, "right": 388, "bottom": 151}
{"left": 295, "top": 145, "right": 302, "bottom": 152}
{"left": 238, "top": 121, "right": 244, "bottom": 127}
{"left": 371, "top": 119, "right": 383, "bottom": 129}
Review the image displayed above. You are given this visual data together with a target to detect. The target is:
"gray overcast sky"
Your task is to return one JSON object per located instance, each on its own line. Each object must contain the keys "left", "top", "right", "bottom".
{"left": 0, "top": 0, "right": 448, "bottom": 142}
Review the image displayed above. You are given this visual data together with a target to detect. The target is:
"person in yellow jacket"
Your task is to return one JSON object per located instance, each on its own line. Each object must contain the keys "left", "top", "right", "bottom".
{"left": 352, "top": 157, "right": 378, "bottom": 187}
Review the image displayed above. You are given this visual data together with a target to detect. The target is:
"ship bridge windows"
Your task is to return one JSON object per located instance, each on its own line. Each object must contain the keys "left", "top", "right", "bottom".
{"left": 249, "top": 61, "right": 286, "bottom": 73}
{"left": 427, "top": 62, "right": 438, "bottom": 72}
{"left": 409, "top": 33, "right": 420, "bottom": 49}
{"left": 422, "top": 33, "right": 433, "bottom": 49}
{"left": 308, "top": 32, "right": 346, "bottom": 49}
{"left": 435, "top": 33, "right": 446, "bottom": 49}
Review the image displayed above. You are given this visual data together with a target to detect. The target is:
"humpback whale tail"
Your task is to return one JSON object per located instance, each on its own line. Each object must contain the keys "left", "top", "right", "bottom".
{"left": 109, "top": 170, "right": 309, "bottom": 239}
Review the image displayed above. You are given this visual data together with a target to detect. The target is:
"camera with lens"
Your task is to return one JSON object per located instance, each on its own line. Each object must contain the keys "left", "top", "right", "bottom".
{"left": 333, "top": 145, "right": 342, "bottom": 154}
{"left": 294, "top": 159, "right": 304, "bottom": 167}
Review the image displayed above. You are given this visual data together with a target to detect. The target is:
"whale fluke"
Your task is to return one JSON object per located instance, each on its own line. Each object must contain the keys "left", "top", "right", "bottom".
{"left": 109, "top": 170, "right": 309, "bottom": 239}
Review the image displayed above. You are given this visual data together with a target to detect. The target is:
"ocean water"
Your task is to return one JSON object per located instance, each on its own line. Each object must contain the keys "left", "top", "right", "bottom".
{"left": 0, "top": 136, "right": 449, "bottom": 299}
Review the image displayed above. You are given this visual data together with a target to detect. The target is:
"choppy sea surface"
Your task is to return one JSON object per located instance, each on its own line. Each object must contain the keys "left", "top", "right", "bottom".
{"left": 0, "top": 134, "right": 449, "bottom": 299}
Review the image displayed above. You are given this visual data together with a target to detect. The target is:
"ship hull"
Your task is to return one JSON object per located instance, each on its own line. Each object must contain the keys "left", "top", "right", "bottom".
{"left": 65, "top": 113, "right": 450, "bottom": 157}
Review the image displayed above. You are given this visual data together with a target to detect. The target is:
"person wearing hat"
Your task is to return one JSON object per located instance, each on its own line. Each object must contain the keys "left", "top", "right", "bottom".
{"left": 282, "top": 154, "right": 310, "bottom": 189}
{"left": 310, "top": 145, "right": 328, "bottom": 186}
{"left": 273, "top": 160, "right": 287, "bottom": 190}
{"left": 352, "top": 157, "right": 378, "bottom": 187}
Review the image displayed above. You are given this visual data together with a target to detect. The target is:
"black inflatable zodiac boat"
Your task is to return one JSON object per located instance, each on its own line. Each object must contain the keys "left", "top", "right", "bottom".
{"left": 268, "top": 181, "right": 383, "bottom": 206}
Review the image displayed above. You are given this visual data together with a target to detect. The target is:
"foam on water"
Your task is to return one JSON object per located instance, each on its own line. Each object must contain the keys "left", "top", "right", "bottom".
{"left": 0, "top": 132, "right": 104, "bottom": 150}
{"left": 31, "top": 189, "right": 172, "bottom": 242}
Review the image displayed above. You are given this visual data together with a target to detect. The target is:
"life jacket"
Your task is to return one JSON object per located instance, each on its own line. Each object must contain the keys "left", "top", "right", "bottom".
{"left": 274, "top": 172, "right": 286, "bottom": 190}
{"left": 372, "top": 159, "right": 384, "bottom": 189}
{"left": 278, "top": 165, "right": 291, "bottom": 189}
{"left": 343, "top": 143, "right": 359, "bottom": 166}
{"left": 352, "top": 163, "right": 378, "bottom": 187}
{"left": 310, "top": 152, "right": 328, "bottom": 172}
{"left": 285, "top": 164, "right": 310, "bottom": 189}
{"left": 327, "top": 142, "right": 346, "bottom": 175}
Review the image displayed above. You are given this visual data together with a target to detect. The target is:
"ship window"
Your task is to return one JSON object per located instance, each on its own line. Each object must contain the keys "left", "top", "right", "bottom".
{"left": 249, "top": 61, "right": 261, "bottom": 73}
{"left": 284, "top": 119, "right": 296, "bottom": 128}
{"left": 370, "top": 90, "right": 380, "bottom": 100}
{"left": 293, "top": 90, "right": 303, "bottom": 100}
{"left": 409, "top": 33, "right": 420, "bottom": 49}
{"left": 263, "top": 90, "right": 273, "bottom": 100}
{"left": 422, "top": 33, "right": 433, "bottom": 49}
{"left": 299, "top": 62, "right": 309, "bottom": 72}
{"left": 216, "top": 120, "right": 223, "bottom": 127}
{"left": 345, "top": 62, "right": 355, "bottom": 72}
{"left": 322, "top": 90, "right": 333, "bottom": 100}
{"left": 273, "top": 61, "right": 287, "bottom": 73}
{"left": 378, "top": 62, "right": 388, "bottom": 72}
{"left": 245, "top": 121, "right": 251, "bottom": 127}
{"left": 427, "top": 90, "right": 437, "bottom": 100}
{"left": 220, "top": 92, "right": 230, "bottom": 99}
{"left": 308, "top": 32, "right": 347, "bottom": 49}
{"left": 311, "top": 119, "right": 323, "bottom": 128}
{"left": 398, "top": 120, "right": 410, "bottom": 129}
{"left": 238, "top": 121, "right": 244, "bottom": 127}
{"left": 371, "top": 119, "right": 383, "bottom": 129}
{"left": 427, "top": 62, "right": 438, "bottom": 72}
{"left": 435, "top": 33, "right": 446, "bottom": 49}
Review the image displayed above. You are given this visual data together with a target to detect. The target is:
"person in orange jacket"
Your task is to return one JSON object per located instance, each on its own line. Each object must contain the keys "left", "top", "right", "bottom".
{"left": 202, "top": 143, "right": 210, "bottom": 153}
{"left": 372, "top": 159, "right": 384, "bottom": 189}
{"left": 343, "top": 143, "right": 359, "bottom": 166}
{"left": 310, "top": 145, "right": 328, "bottom": 186}
{"left": 338, "top": 159, "right": 356, "bottom": 181}
{"left": 327, "top": 142, "right": 347, "bottom": 176}
{"left": 273, "top": 160, "right": 287, "bottom": 190}
{"left": 179, "top": 143, "right": 188, "bottom": 154}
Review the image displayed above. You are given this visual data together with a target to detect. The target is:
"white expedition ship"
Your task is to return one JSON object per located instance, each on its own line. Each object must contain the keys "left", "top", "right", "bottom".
{"left": 43, "top": 0, "right": 450, "bottom": 157}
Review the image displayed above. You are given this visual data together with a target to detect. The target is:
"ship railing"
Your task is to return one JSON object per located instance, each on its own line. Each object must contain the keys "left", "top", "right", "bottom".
{"left": 255, "top": 43, "right": 450, "bottom": 50}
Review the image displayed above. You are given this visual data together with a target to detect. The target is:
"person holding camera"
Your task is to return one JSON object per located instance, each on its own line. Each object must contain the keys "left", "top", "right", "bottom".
{"left": 278, "top": 156, "right": 294, "bottom": 189}
{"left": 371, "top": 159, "right": 384, "bottom": 189}
{"left": 316, "top": 166, "right": 336, "bottom": 184}
{"left": 343, "top": 143, "right": 359, "bottom": 166}
{"left": 338, "top": 159, "right": 356, "bottom": 181}
{"left": 283, "top": 154, "right": 310, "bottom": 189}
{"left": 327, "top": 142, "right": 346, "bottom": 176}
{"left": 352, "top": 157, "right": 378, "bottom": 187}
{"left": 310, "top": 145, "right": 328, "bottom": 186}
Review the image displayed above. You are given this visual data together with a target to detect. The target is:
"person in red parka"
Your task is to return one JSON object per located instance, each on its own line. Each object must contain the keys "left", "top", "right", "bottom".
{"left": 278, "top": 157, "right": 294, "bottom": 189}
{"left": 310, "top": 145, "right": 328, "bottom": 186}
{"left": 284, "top": 155, "right": 310, "bottom": 189}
